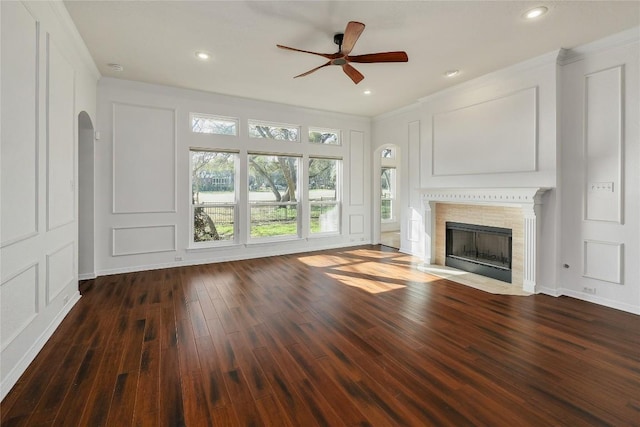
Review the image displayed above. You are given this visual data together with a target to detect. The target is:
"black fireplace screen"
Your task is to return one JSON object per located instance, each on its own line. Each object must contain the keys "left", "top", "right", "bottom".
{"left": 445, "top": 222, "right": 512, "bottom": 282}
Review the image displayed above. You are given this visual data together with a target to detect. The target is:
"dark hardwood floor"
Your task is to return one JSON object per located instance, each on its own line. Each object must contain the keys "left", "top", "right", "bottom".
{"left": 2, "top": 245, "right": 639, "bottom": 426}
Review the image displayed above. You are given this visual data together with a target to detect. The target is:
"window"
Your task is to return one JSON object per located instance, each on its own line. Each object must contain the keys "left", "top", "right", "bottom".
{"left": 248, "top": 154, "right": 301, "bottom": 239}
{"left": 309, "top": 157, "right": 341, "bottom": 234}
{"left": 191, "top": 150, "right": 238, "bottom": 244}
{"left": 248, "top": 120, "right": 300, "bottom": 142}
{"left": 381, "top": 167, "right": 396, "bottom": 222}
{"left": 309, "top": 128, "right": 341, "bottom": 145}
{"left": 191, "top": 113, "right": 238, "bottom": 136}
{"left": 381, "top": 147, "right": 395, "bottom": 158}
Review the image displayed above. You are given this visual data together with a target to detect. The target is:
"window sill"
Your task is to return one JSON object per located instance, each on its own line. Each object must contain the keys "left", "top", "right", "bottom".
{"left": 186, "top": 241, "right": 241, "bottom": 252}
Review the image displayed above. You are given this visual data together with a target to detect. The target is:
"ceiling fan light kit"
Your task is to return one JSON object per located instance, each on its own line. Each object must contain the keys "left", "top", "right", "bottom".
{"left": 277, "top": 21, "right": 408, "bottom": 84}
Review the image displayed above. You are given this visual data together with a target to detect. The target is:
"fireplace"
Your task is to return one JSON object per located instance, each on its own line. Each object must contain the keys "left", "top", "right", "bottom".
{"left": 445, "top": 222, "right": 512, "bottom": 283}
{"left": 421, "top": 187, "right": 550, "bottom": 293}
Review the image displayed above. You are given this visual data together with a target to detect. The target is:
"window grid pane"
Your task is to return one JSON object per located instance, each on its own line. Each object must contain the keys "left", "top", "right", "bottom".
{"left": 248, "top": 121, "right": 300, "bottom": 142}
{"left": 191, "top": 150, "right": 237, "bottom": 244}
{"left": 309, "top": 128, "right": 341, "bottom": 145}
{"left": 250, "top": 203, "right": 298, "bottom": 238}
{"left": 191, "top": 113, "right": 238, "bottom": 136}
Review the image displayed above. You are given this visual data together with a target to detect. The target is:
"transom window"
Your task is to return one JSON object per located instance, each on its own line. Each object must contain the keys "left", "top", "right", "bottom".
{"left": 248, "top": 120, "right": 300, "bottom": 142}
{"left": 309, "top": 128, "right": 341, "bottom": 145}
{"left": 191, "top": 113, "right": 238, "bottom": 136}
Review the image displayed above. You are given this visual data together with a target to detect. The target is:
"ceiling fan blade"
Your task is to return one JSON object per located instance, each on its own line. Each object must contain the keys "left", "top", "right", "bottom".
{"left": 293, "top": 61, "right": 332, "bottom": 78}
{"left": 348, "top": 51, "right": 409, "bottom": 63}
{"left": 277, "top": 44, "right": 335, "bottom": 59}
{"left": 342, "top": 63, "right": 364, "bottom": 84}
{"left": 341, "top": 21, "right": 365, "bottom": 55}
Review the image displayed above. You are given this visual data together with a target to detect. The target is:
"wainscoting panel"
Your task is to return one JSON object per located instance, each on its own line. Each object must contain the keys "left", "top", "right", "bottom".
{"left": 1, "top": 264, "right": 39, "bottom": 350}
{"left": 584, "top": 66, "right": 623, "bottom": 223}
{"left": 349, "top": 215, "right": 365, "bottom": 235}
{"left": 349, "top": 131, "right": 364, "bottom": 206}
{"left": 112, "top": 103, "right": 176, "bottom": 214}
{"left": 46, "top": 242, "right": 75, "bottom": 304}
{"left": 1, "top": 2, "right": 39, "bottom": 246}
{"left": 47, "top": 35, "right": 76, "bottom": 230}
{"left": 112, "top": 225, "right": 176, "bottom": 256}
{"left": 583, "top": 240, "right": 623, "bottom": 284}
{"left": 432, "top": 87, "right": 537, "bottom": 176}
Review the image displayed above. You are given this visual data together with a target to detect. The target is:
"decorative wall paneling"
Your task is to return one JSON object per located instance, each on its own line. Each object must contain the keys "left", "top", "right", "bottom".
{"left": 46, "top": 34, "right": 76, "bottom": 231}
{"left": 432, "top": 87, "right": 537, "bottom": 176}
{"left": 0, "top": 264, "right": 39, "bottom": 351}
{"left": 112, "top": 225, "right": 177, "bottom": 256}
{"left": 349, "top": 130, "right": 365, "bottom": 206}
{"left": 583, "top": 240, "right": 623, "bottom": 284}
{"left": 584, "top": 66, "right": 623, "bottom": 223}
{"left": 1, "top": 2, "right": 39, "bottom": 247}
{"left": 112, "top": 103, "right": 177, "bottom": 214}
{"left": 46, "top": 242, "right": 75, "bottom": 304}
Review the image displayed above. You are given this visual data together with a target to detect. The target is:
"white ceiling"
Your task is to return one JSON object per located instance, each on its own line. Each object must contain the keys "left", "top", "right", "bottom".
{"left": 64, "top": 1, "right": 640, "bottom": 117}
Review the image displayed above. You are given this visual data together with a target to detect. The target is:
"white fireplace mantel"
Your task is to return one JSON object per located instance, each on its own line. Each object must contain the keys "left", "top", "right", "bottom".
{"left": 420, "top": 187, "right": 551, "bottom": 293}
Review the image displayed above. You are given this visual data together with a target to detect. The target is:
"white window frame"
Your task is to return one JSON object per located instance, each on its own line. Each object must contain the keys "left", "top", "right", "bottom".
{"left": 189, "top": 149, "right": 239, "bottom": 248}
{"left": 381, "top": 166, "right": 397, "bottom": 223}
{"left": 309, "top": 156, "right": 342, "bottom": 236}
{"left": 247, "top": 153, "right": 302, "bottom": 242}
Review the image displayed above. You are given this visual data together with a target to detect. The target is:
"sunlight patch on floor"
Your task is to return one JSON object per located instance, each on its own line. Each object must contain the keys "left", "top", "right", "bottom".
{"left": 326, "top": 272, "right": 406, "bottom": 294}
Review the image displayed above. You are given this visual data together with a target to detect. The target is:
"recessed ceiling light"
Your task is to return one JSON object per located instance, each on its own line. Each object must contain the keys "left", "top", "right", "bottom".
{"left": 444, "top": 69, "right": 459, "bottom": 78}
{"left": 107, "top": 63, "right": 123, "bottom": 72}
{"left": 195, "top": 51, "right": 210, "bottom": 60}
{"left": 524, "top": 6, "right": 548, "bottom": 20}
{"left": 363, "top": 90, "right": 372, "bottom": 95}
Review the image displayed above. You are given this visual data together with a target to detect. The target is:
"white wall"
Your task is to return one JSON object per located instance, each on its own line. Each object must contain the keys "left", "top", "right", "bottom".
{"left": 559, "top": 30, "right": 639, "bottom": 314}
{"left": 371, "top": 105, "right": 422, "bottom": 255}
{"left": 94, "top": 78, "right": 372, "bottom": 276}
{"left": 372, "top": 29, "right": 640, "bottom": 314}
{"left": 0, "top": 1, "right": 99, "bottom": 399}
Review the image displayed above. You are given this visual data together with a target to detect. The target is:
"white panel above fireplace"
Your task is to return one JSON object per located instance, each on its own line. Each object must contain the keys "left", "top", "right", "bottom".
{"left": 432, "top": 87, "right": 537, "bottom": 176}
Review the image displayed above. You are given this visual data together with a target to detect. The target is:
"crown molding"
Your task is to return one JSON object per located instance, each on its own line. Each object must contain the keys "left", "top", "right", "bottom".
{"left": 558, "top": 26, "right": 640, "bottom": 66}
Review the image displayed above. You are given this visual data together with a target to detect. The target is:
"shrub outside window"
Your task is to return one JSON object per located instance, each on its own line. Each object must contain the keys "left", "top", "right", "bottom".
{"left": 309, "top": 128, "right": 341, "bottom": 145}
{"left": 309, "top": 157, "right": 341, "bottom": 234}
{"left": 191, "top": 113, "right": 238, "bottom": 136}
{"left": 248, "top": 120, "right": 300, "bottom": 142}
{"left": 248, "top": 154, "right": 301, "bottom": 239}
{"left": 191, "top": 150, "right": 238, "bottom": 245}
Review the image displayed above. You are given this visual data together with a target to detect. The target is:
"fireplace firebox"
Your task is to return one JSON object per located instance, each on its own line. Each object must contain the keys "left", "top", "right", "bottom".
{"left": 445, "top": 222, "right": 512, "bottom": 283}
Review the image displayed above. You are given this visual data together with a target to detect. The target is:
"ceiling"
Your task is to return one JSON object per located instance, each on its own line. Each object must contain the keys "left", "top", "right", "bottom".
{"left": 64, "top": 1, "right": 640, "bottom": 117}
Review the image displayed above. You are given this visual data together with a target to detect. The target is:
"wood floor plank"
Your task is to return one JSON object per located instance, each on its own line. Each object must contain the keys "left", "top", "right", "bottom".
{"left": 2, "top": 245, "right": 639, "bottom": 426}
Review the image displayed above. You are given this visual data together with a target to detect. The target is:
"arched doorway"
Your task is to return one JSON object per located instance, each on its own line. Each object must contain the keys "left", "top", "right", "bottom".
{"left": 78, "top": 111, "right": 95, "bottom": 280}
{"left": 373, "top": 144, "right": 401, "bottom": 249}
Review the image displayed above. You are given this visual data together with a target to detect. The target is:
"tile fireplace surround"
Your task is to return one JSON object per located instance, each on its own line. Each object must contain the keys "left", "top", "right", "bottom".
{"left": 421, "top": 188, "right": 550, "bottom": 293}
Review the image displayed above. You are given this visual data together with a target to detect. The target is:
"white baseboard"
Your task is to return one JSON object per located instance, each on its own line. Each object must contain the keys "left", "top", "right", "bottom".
{"left": 0, "top": 291, "right": 81, "bottom": 401}
{"left": 95, "top": 240, "right": 373, "bottom": 277}
{"left": 78, "top": 272, "right": 97, "bottom": 280}
{"left": 558, "top": 288, "right": 639, "bottom": 315}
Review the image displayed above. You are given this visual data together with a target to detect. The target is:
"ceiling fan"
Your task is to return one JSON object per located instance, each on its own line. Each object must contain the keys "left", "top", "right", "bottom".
{"left": 277, "top": 21, "right": 408, "bottom": 84}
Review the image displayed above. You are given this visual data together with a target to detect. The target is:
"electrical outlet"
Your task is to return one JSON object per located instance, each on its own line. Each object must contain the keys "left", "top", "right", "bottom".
{"left": 175, "top": 256, "right": 183, "bottom": 261}
{"left": 63, "top": 295, "right": 70, "bottom": 304}
{"left": 583, "top": 287, "right": 596, "bottom": 295}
